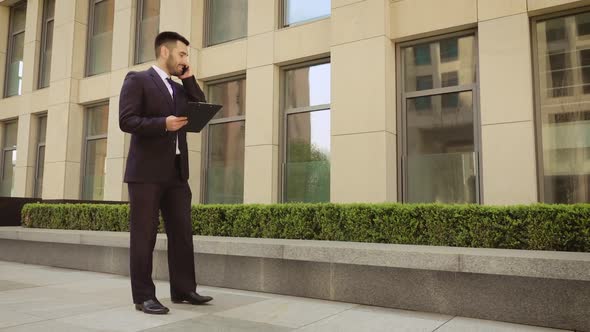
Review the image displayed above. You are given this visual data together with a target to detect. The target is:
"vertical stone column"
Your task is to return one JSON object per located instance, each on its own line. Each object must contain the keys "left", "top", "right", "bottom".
{"left": 330, "top": 0, "right": 397, "bottom": 202}
{"left": 188, "top": 0, "right": 205, "bottom": 204}
{"left": 42, "top": 0, "right": 88, "bottom": 199}
{"left": 478, "top": 8, "right": 538, "bottom": 204}
{"left": 160, "top": 0, "right": 201, "bottom": 203}
{"left": 243, "top": 0, "right": 279, "bottom": 203}
{"left": 103, "top": 0, "right": 136, "bottom": 201}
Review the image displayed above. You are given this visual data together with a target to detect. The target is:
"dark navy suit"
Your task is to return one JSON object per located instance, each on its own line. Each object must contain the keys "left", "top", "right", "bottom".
{"left": 119, "top": 67, "right": 205, "bottom": 303}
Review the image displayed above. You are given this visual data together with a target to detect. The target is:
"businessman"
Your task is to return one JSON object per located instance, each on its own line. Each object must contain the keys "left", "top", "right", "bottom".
{"left": 119, "top": 31, "right": 213, "bottom": 315}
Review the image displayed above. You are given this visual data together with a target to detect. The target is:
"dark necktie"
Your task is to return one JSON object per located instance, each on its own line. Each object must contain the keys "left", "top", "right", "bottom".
{"left": 165, "top": 78, "right": 176, "bottom": 115}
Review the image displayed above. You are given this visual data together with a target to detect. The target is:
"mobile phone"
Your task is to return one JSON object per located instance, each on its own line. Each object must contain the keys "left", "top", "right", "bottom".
{"left": 181, "top": 65, "right": 188, "bottom": 75}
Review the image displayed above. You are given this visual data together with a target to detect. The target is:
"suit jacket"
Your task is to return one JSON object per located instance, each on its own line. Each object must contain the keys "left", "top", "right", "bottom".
{"left": 119, "top": 67, "right": 206, "bottom": 183}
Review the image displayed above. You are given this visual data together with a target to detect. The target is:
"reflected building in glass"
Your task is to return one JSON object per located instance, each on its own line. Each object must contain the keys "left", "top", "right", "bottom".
{"left": 401, "top": 35, "right": 478, "bottom": 203}
{"left": 535, "top": 13, "right": 590, "bottom": 203}
{"left": 205, "top": 79, "right": 246, "bottom": 204}
{"left": 283, "top": 63, "right": 330, "bottom": 203}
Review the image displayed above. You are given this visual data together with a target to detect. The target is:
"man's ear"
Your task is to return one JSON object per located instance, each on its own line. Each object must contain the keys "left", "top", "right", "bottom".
{"left": 160, "top": 45, "right": 169, "bottom": 59}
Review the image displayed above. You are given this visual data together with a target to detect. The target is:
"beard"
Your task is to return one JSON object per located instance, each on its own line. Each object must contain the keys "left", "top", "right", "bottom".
{"left": 166, "top": 57, "right": 181, "bottom": 76}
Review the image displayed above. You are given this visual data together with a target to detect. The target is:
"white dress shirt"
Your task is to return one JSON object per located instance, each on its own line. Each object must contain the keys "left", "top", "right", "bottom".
{"left": 152, "top": 65, "right": 180, "bottom": 155}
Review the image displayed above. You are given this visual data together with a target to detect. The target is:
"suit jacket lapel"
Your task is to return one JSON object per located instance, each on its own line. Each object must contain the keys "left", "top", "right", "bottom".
{"left": 148, "top": 67, "right": 174, "bottom": 112}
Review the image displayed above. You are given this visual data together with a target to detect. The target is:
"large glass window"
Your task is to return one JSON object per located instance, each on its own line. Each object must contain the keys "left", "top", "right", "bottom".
{"left": 86, "top": 0, "right": 114, "bottom": 76}
{"left": 38, "top": 0, "right": 55, "bottom": 89}
{"left": 400, "top": 34, "right": 479, "bottom": 204}
{"left": 204, "top": 78, "right": 246, "bottom": 204}
{"left": 0, "top": 121, "right": 18, "bottom": 197}
{"left": 82, "top": 104, "right": 108, "bottom": 200}
{"left": 4, "top": 2, "right": 26, "bottom": 97}
{"left": 282, "top": 62, "right": 331, "bottom": 203}
{"left": 283, "top": 0, "right": 330, "bottom": 27}
{"left": 34, "top": 115, "right": 47, "bottom": 198}
{"left": 206, "top": 0, "right": 247, "bottom": 46}
{"left": 135, "top": 0, "right": 159, "bottom": 64}
{"left": 534, "top": 12, "right": 590, "bottom": 203}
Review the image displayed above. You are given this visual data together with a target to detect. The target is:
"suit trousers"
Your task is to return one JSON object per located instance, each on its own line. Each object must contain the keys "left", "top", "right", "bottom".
{"left": 128, "top": 156, "right": 196, "bottom": 303}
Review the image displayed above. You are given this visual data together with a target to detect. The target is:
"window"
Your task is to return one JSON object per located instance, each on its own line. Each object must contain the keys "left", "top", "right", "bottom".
{"left": 415, "top": 75, "right": 433, "bottom": 110}
{"left": 0, "top": 121, "right": 18, "bottom": 197}
{"left": 86, "top": 0, "right": 114, "bottom": 76}
{"left": 534, "top": 11, "right": 590, "bottom": 203}
{"left": 440, "top": 38, "right": 459, "bottom": 63}
{"left": 282, "top": 62, "right": 331, "bottom": 203}
{"left": 204, "top": 78, "right": 246, "bottom": 204}
{"left": 416, "top": 75, "right": 433, "bottom": 90}
{"left": 414, "top": 44, "right": 431, "bottom": 66}
{"left": 546, "top": 18, "right": 567, "bottom": 43}
{"left": 135, "top": 0, "right": 159, "bottom": 64}
{"left": 576, "top": 12, "right": 590, "bottom": 36}
{"left": 580, "top": 49, "right": 590, "bottom": 94}
{"left": 283, "top": 0, "right": 330, "bottom": 27}
{"left": 38, "top": 0, "right": 55, "bottom": 89}
{"left": 4, "top": 2, "right": 26, "bottom": 97}
{"left": 206, "top": 0, "right": 247, "bottom": 46}
{"left": 441, "top": 71, "right": 459, "bottom": 87}
{"left": 441, "top": 72, "right": 460, "bottom": 109}
{"left": 400, "top": 33, "right": 479, "bottom": 204}
{"left": 82, "top": 104, "right": 108, "bottom": 200}
{"left": 548, "top": 53, "right": 572, "bottom": 97}
{"left": 34, "top": 115, "right": 47, "bottom": 198}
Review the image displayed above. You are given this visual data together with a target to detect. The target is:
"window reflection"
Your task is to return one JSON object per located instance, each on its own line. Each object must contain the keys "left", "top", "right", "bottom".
{"left": 284, "top": 0, "right": 330, "bottom": 26}
{"left": 536, "top": 13, "right": 590, "bottom": 203}
{"left": 284, "top": 63, "right": 331, "bottom": 203}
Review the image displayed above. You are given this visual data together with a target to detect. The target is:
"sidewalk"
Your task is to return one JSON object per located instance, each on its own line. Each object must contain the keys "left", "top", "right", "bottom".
{"left": 0, "top": 261, "right": 569, "bottom": 332}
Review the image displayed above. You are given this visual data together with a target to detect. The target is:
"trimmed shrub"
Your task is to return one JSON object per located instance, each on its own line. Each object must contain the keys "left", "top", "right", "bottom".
{"left": 21, "top": 203, "right": 590, "bottom": 252}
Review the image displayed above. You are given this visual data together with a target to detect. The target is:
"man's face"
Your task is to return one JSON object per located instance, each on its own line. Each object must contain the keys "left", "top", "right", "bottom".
{"left": 165, "top": 41, "right": 189, "bottom": 76}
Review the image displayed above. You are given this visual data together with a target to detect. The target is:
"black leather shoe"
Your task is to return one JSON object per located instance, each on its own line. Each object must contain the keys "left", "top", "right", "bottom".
{"left": 135, "top": 299, "right": 170, "bottom": 314}
{"left": 171, "top": 291, "right": 213, "bottom": 305}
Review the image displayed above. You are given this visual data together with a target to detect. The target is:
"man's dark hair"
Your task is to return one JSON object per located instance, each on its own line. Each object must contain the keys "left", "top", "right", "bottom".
{"left": 154, "top": 31, "right": 190, "bottom": 58}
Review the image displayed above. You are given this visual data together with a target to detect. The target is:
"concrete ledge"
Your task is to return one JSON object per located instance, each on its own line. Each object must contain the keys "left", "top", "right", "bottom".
{"left": 1, "top": 227, "right": 589, "bottom": 331}
{"left": 1, "top": 227, "right": 589, "bottom": 281}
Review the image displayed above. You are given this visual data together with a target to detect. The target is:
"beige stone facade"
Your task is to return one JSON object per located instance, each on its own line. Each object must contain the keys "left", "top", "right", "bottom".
{"left": 0, "top": 0, "right": 589, "bottom": 205}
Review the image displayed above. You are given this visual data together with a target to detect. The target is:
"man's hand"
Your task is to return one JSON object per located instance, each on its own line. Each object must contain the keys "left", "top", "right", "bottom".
{"left": 178, "top": 64, "right": 193, "bottom": 80}
{"left": 166, "top": 116, "right": 188, "bottom": 131}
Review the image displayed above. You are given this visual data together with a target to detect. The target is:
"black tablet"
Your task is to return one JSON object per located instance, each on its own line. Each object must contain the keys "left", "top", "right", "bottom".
{"left": 185, "top": 102, "right": 222, "bottom": 133}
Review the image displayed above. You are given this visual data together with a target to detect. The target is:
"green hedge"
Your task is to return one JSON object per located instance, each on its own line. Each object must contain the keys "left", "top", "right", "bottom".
{"left": 21, "top": 203, "right": 590, "bottom": 252}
